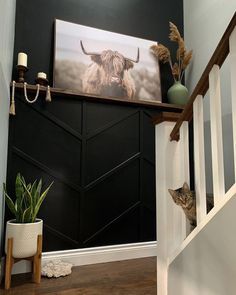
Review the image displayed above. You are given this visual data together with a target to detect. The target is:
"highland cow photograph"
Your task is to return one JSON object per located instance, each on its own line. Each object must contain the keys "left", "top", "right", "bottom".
{"left": 54, "top": 19, "right": 162, "bottom": 102}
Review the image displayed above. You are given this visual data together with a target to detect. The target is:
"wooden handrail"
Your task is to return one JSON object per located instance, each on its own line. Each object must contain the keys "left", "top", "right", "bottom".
{"left": 152, "top": 112, "right": 181, "bottom": 125}
{"left": 170, "top": 12, "right": 236, "bottom": 141}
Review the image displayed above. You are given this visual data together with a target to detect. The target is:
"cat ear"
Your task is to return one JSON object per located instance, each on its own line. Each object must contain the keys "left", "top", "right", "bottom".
{"left": 168, "top": 189, "right": 178, "bottom": 203}
{"left": 183, "top": 182, "right": 190, "bottom": 192}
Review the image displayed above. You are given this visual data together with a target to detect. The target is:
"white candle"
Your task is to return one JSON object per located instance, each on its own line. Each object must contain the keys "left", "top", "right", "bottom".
{"left": 37, "top": 72, "right": 47, "bottom": 79}
{"left": 17, "top": 52, "right": 27, "bottom": 67}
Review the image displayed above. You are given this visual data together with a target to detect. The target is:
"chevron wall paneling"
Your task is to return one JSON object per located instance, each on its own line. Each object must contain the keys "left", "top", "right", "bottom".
{"left": 6, "top": 93, "right": 158, "bottom": 251}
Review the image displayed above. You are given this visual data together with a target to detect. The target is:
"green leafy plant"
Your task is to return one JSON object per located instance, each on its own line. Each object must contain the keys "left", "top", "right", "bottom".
{"left": 3, "top": 173, "right": 53, "bottom": 223}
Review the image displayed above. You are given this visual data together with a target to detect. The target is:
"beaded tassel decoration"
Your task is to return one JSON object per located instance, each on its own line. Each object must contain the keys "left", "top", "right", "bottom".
{"left": 46, "top": 85, "right": 51, "bottom": 102}
{"left": 9, "top": 81, "right": 16, "bottom": 116}
{"left": 24, "top": 82, "right": 40, "bottom": 103}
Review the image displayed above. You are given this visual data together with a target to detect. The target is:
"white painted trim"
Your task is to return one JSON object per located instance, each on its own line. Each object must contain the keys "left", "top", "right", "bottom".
{"left": 11, "top": 241, "right": 157, "bottom": 274}
{"left": 193, "top": 95, "right": 207, "bottom": 223}
{"left": 180, "top": 122, "right": 190, "bottom": 238}
{"left": 169, "top": 183, "right": 236, "bottom": 264}
{"left": 155, "top": 123, "right": 169, "bottom": 295}
{"left": 229, "top": 27, "right": 236, "bottom": 183}
{"left": 209, "top": 64, "right": 225, "bottom": 202}
{"left": 43, "top": 241, "right": 157, "bottom": 265}
{"left": 155, "top": 121, "right": 189, "bottom": 295}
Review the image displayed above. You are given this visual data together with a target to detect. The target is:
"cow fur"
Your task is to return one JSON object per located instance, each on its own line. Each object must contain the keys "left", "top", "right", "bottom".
{"left": 82, "top": 50, "right": 136, "bottom": 99}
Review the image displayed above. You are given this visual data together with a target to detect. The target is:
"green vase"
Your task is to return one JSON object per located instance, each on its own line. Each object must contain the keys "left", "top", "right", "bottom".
{"left": 167, "top": 81, "right": 189, "bottom": 105}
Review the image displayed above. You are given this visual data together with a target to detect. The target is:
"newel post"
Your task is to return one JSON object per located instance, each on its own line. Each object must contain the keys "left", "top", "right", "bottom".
{"left": 153, "top": 112, "right": 190, "bottom": 295}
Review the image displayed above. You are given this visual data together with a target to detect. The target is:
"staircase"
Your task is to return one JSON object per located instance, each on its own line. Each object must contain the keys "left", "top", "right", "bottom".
{"left": 155, "top": 12, "right": 236, "bottom": 295}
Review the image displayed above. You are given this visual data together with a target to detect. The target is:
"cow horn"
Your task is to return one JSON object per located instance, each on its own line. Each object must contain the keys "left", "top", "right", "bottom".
{"left": 126, "top": 48, "right": 140, "bottom": 63}
{"left": 80, "top": 40, "right": 100, "bottom": 56}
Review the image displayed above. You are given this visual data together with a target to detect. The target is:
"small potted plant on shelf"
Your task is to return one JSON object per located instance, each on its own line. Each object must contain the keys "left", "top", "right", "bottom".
{"left": 4, "top": 173, "right": 53, "bottom": 258}
{"left": 150, "top": 22, "right": 193, "bottom": 105}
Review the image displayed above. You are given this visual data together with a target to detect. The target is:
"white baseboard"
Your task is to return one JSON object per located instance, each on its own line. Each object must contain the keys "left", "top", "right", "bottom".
{"left": 12, "top": 241, "right": 157, "bottom": 274}
{"left": 43, "top": 241, "right": 157, "bottom": 266}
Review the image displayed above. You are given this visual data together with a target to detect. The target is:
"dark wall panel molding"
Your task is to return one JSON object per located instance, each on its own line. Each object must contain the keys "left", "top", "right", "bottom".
{"left": 7, "top": 94, "right": 159, "bottom": 251}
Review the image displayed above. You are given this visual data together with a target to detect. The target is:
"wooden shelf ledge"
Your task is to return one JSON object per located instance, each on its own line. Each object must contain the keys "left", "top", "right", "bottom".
{"left": 11, "top": 82, "right": 184, "bottom": 112}
{"left": 152, "top": 112, "right": 182, "bottom": 125}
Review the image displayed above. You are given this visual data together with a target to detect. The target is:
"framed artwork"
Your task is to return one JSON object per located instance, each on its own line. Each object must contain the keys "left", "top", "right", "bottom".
{"left": 54, "top": 19, "right": 161, "bottom": 102}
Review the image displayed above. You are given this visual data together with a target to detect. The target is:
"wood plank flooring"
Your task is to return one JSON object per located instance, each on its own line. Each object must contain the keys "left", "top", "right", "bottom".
{"left": 1, "top": 257, "right": 156, "bottom": 294}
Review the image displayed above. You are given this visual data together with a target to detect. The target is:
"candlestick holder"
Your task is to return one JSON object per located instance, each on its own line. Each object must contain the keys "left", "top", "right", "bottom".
{"left": 17, "top": 65, "right": 28, "bottom": 83}
{"left": 35, "top": 77, "right": 49, "bottom": 87}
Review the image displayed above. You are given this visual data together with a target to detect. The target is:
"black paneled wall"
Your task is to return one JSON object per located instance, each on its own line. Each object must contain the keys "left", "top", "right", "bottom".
{"left": 7, "top": 95, "right": 159, "bottom": 251}
{"left": 6, "top": 0, "right": 183, "bottom": 251}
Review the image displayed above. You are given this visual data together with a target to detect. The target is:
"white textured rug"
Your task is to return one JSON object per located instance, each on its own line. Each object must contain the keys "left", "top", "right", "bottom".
{"left": 41, "top": 259, "right": 73, "bottom": 278}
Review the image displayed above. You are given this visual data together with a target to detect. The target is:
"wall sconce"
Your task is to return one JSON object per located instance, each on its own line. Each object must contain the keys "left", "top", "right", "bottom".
{"left": 17, "top": 52, "right": 28, "bottom": 83}
{"left": 35, "top": 72, "right": 48, "bottom": 86}
{"left": 10, "top": 54, "right": 52, "bottom": 116}
{"left": 9, "top": 52, "right": 52, "bottom": 116}
{"left": 35, "top": 72, "right": 51, "bottom": 102}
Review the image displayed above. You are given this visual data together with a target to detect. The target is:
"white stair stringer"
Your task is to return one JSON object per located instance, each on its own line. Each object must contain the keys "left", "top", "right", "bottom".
{"left": 168, "top": 183, "right": 236, "bottom": 295}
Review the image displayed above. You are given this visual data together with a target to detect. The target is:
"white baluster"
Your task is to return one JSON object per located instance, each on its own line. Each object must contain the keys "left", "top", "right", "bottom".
{"left": 155, "top": 121, "right": 189, "bottom": 295}
{"left": 209, "top": 65, "right": 225, "bottom": 203}
{"left": 193, "top": 95, "right": 207, "bottom": 223}
{"left": 180, "top": 121, "right": 190, "bottom": 235}
{"left": 155, "top": 123, "right": 169, "bottom": 295}
{"left": 229, "top": 27, "right": 236, "bottom": 183}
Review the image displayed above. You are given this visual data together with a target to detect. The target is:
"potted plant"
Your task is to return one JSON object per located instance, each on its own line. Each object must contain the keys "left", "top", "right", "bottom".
{"left": 150, "top": 22, "right": 193, "bottom": 105}
{"left": 3, "top": 173, "right": 53, "bottom": 258}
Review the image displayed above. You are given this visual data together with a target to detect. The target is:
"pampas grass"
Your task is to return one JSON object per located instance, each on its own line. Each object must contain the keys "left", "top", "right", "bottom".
{"left": 150, "top": 44, "right": 170, "bottom": 64}
{"left": 150, "top": 22, "right": 192, "bottom": 82}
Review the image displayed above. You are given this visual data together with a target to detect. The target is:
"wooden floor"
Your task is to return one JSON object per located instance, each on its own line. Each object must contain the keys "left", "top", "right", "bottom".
{"left": 1, "top": 257, "right": 156, "bottom": 294}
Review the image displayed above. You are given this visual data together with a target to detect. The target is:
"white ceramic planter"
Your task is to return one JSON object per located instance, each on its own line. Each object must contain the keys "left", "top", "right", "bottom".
{"left": 5, "top": 219, "right": 43, "bottom": 258}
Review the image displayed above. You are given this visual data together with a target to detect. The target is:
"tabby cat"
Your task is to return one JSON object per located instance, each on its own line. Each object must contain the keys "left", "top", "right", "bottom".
{"left": 168, "top": 182, "right": 214, "bottom": 228}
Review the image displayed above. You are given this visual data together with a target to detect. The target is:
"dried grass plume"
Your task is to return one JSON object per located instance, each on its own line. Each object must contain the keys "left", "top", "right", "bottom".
{"left": 150, "top": 44, "right": 170, "bottom": 64}
{"left": 169, "top": 22, "right": 181, "bottom": 42}
{"left": 172, "top": 63, "right": 180, "bottom": 81}
{"left": 150, "top": 22, "right": 193, "bottom": 82}
{"left": 182, "top": 50, "right": 193, "bottom": 70}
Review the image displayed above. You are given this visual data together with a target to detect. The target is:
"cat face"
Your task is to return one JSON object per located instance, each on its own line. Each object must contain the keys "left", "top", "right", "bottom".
{"left": 168, "top": 182, "right": 194, "bottom": 209}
